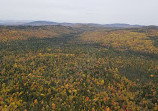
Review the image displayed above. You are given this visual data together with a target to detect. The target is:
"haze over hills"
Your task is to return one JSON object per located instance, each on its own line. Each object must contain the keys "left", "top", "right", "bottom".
{"left": 0, "top": 20, "right": 144, "bottom": 28}
{"left": 0, "top": 20, "right": 32, "bottom": 26}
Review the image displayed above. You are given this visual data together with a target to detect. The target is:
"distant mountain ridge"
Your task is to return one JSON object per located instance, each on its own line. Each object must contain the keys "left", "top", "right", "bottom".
{"left": 0, "top": 20, "right": 143, "bottom": 28}
{"left": 102, "top": 23, "right": 141, "bottom": 28}
{"left": 25, "top": 21, "right": 59, "bottom": 26}
{"left": 0, "top": 20, "right": 31, "bottom": 26}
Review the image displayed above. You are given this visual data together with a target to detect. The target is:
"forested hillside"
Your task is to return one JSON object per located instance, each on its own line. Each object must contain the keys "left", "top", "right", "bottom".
{"left": 0, "top": 26, "right": 158, "bottom": 111}
{"left": 80, "top": 28, "right": 158, "bottom": 55}
{"left": 0, "top": 26, "right": 75, "bottom": 42}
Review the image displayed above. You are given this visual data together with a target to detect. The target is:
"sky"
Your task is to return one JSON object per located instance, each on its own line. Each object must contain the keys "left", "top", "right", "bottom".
{"left": 0, "top": 0, "right": 158, "bottom": 25}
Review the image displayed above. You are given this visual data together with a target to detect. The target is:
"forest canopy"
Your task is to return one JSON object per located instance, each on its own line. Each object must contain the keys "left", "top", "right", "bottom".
{"left": 0, "top": 26, "right": 158, "bottom": 111}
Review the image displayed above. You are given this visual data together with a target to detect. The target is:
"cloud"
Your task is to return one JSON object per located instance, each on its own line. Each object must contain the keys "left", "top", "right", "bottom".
{"left": 0, "top": 0, "right": 158, "bottom": 25}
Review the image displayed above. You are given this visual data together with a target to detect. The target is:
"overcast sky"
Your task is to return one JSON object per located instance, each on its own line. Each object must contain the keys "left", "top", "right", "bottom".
{"left": 0, "top": 0, "right": 158, "bottom": 25}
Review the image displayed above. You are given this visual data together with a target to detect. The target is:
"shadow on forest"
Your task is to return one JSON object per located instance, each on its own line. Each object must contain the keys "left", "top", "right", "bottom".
{"left": 0, "top": 34, "right": 157, "bottom": 82}
{"left": 0, "top": 33, "right": 77, "bottom": 52}
{"left": 147, "top": 36, "right": 158, "bottom": 48}
{"left": 1, "top": 33, "right": 158, "bottom": 60}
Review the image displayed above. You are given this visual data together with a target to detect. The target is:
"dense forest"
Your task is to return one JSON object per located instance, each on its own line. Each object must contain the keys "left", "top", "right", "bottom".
{"left": 0, "top": 25, "right": 158, "bottom": 111}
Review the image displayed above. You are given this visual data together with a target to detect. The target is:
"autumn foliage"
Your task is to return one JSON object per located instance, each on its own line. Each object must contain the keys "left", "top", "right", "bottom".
{"left": 0, "top": 26, "right": 158, "bottom": 111}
